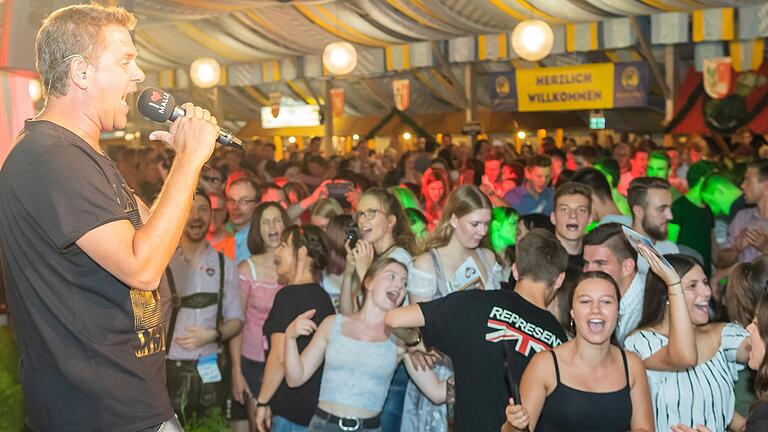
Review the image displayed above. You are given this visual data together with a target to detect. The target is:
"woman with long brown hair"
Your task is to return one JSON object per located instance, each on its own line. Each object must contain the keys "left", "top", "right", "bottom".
{"left": 625, "top": 254, "right": 750, "bottom": 432}
{"left": 401, "top": 184, "right": 503, "bottom": 432}
{"left": 420, "top": 167, "right": 450, "bottom": 232}
{"left": 745, "top": 294, "right": 768, "bottom": 430}
{"left": 724, "top": 256, "right": 768, "bottom": 419}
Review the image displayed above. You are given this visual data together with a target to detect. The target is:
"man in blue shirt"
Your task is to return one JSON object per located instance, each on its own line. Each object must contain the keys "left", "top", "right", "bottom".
{"left": 224, "top": 177, "right": 261, "bottom": 264}
{"left": 504, "top": 155, "right": 554, "bottom": 215}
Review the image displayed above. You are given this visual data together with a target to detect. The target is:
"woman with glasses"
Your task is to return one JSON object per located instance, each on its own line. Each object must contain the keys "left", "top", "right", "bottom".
{"left": 401, "top": 184, "right": 504, "bottom": 432}
{"left": 339, "top": 188, "right": 416, "bottom": 316}
{"left": 283, "top": 258, "right": 446, "bottom": 432}
{"left": 229, "top": 202, "right": 289, "bottom": 432}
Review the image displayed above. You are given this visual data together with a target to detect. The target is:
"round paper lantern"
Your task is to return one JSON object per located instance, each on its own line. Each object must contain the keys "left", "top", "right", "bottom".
{"left": 511, "top": 19, "right": 554, "bottom": 61}
{"left": 323, "top": 42, "right": 358, "bottom": 76}
{"left": 190, "top": 57, "right": 221, "bottom": 89}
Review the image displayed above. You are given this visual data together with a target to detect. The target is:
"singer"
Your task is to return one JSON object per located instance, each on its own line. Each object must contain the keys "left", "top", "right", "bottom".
{"left": 0, "top": 4, "right": 218, "bottom": 432}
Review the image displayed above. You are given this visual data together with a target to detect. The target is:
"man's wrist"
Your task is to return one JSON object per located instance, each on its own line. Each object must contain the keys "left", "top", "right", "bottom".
{"left": 213, "top": 328, "right": 222, "bottom": 343}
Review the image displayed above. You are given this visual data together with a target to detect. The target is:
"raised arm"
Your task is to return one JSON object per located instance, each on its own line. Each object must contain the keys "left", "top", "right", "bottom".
{"left": 76, "top": 104, "right": 218, "bottom": 290}
{"left": 384, "top": 304, "right": 426, "bottom": 329}
{"left": 283, "top": 311, "right": 332, "bottom": 387}
{"left": 339, "top": 240, "right": 361, "bottom": 315}
{"left": 638, "top": 245, "right": 697, "bottom": 371}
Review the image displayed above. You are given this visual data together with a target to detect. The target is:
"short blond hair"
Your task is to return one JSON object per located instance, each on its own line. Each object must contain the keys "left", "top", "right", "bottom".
{"left": 36, "top": 3, "right": 137, "bottom": 98}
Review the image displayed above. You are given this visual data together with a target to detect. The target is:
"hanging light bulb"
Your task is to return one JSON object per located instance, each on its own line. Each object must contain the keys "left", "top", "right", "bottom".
{"left": 190, "top": 57, "right": 221, "bottom": 89}
{"left": 323, "top": 42, "right": 358, "bottom": 76}
{"left": 28, "top": 78, "right": 42, "bottom": 102}
{"left": 511, "top": 19, "right": 554, "bottom": 61}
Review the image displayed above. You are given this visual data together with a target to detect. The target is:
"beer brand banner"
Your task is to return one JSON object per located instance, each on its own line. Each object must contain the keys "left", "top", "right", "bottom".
{"left": 491, "top": 62, "right": 648, "bottom": 112}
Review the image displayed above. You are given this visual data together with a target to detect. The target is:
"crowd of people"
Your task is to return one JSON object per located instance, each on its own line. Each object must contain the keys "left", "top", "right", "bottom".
{"left": 4, "top": 3, "right": 768, "bottom": 432}
{"left": 103, "top": 117, "right": 768, "bottom": 432}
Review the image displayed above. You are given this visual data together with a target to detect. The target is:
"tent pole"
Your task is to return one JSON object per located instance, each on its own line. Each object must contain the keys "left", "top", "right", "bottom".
{"left": 664, "top": 45, "right": 676, "bottom": 147}
{"left": 324, "top": 79, "right": 334, "bottom": 156}
{"left": 665, "top": 45, "right": 676, "bottom": 123}
{"left": 464, "top": 62, "right": 477, "bottom": 145}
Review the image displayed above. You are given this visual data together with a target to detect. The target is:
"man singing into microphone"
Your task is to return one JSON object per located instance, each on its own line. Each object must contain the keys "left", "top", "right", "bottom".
{"left": 0, "top": 4, "right": 220, "bottom": 432}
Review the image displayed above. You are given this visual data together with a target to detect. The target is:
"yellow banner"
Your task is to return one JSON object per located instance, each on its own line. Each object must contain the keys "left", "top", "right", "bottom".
{"left": 516, "top": 63, "right": 615, "bottom": 111}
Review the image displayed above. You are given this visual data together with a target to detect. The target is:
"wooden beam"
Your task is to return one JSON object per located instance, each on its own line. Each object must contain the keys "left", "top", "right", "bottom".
{"left": 630, "top": 16, "right": 670, "bottom": 101}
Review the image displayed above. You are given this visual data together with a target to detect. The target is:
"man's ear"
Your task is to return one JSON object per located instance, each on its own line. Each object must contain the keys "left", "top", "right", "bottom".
{"left": 70, "top": 57, "right": 90, "bottom": 91}
{"left": 621, "top": 258, "right": 636, "bottom": 279}
{"left": 550, "top": 211, "right": 556, "bottom": 226}
{"left": 552, "top": 272, "right": 566, "bottom": 291}
{"left": 512, "top": 263, "right": 519, "bottom": 281}
{"left": 632, "top": 205, "right": 644, "bottom": 222}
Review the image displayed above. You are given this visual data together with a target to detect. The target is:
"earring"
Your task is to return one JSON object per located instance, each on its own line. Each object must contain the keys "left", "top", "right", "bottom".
{"left": 569, "top": 318, "right": 575, "bottom": 332}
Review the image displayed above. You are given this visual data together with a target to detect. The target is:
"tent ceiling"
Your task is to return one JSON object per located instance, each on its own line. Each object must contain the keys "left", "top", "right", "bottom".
{"left": 133, "top": 0, "right": 756, "bottom": 71}
{"left": 123, "top": 0, "right": 760, "bottom": 134}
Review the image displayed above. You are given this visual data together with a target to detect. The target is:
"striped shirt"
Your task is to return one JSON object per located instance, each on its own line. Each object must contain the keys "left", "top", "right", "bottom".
{"left": 624, "top": 323, "right": 748, "bottom": 432}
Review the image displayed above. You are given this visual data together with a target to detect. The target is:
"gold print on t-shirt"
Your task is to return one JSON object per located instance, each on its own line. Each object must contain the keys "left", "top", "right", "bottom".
{"left": 130, "top": 288, "right": 166, "bottom": 357}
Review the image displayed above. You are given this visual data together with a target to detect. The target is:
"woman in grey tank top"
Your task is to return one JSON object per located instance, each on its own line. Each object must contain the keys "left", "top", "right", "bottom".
{"left": 284, "top": 259, "right": 447, "bottom": 432}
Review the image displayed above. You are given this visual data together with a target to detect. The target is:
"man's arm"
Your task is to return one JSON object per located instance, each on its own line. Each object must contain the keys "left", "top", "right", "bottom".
{"left": 385, "top": 304, "right": 426, "bottom": 329}
{"left": 76, "top": 104, "right": 218, "bottom": 290}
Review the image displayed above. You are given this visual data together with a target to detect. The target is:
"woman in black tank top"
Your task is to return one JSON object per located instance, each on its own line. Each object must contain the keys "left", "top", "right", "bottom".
{"left": 502, "top": 272, "right": 654, "bottom": 432}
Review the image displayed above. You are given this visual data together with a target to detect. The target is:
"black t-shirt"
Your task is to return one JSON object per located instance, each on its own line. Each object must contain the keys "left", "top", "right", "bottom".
{"left": 672, "top": 196, "right": 715, "bottom": 271}
{"left": 263, "top": 283, "right": 334, "bottom": 426}
{"left": 0, "top": 120, "right": 171, "bottom": 431}
{"left": 419, "top": 289, "right": 566, "bottom": 432}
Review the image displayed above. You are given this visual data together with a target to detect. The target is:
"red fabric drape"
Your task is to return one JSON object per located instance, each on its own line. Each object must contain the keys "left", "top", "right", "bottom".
{"left": 669, "top": 64, "right": 768, "bottom": 134}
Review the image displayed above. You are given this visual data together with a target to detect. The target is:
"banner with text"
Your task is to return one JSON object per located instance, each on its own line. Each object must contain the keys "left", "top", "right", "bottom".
{"left": 492, "top": 62, "right": 648, "bottom": 112}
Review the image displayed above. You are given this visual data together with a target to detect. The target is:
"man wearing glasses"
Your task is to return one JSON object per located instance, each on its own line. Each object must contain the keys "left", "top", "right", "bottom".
{"left": 224, "top": 177, "right": 262, "bottom": 264}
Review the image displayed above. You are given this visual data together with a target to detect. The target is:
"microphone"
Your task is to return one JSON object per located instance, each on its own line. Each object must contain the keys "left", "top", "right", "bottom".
{"left": 137, "top": 87, "right": 243, "bottom": 150}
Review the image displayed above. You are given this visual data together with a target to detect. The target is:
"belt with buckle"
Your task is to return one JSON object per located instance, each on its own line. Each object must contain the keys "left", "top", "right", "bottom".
{"left": 314, "top": 408, "right": 380, "bottom": 431}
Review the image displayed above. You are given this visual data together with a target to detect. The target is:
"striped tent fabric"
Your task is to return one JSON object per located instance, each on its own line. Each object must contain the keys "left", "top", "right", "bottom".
{"left": 385, "top": 44, "right": 411, "bottom": 71}
{"left": 730, "top": 39, "right": 765, "bottom": 72}
{"left": 566, "top": 22, "right": 601, "bottom": 52}
{"left": 478, "top": 33, "right": 509, "bottom": 61}
{"left": 739, "top": 3, "right": 768, "bottom": 39}
{"left": 651, "top": 12, "right": 688, "bottom": 44}
{"left": 448, "top": 36, "right": 476, "bottom": 63}
{"left": 692, "top": 8, "right": 735, "bottom": 42}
